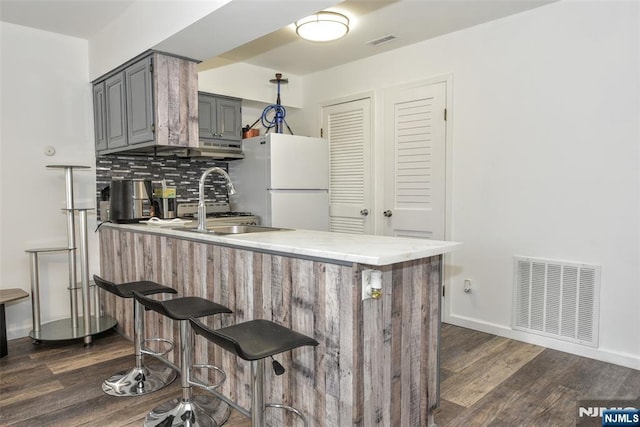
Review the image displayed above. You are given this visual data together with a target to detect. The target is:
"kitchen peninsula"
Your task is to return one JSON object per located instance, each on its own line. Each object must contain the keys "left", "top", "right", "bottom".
{"left": 99, "top": 223, "right": 460, "bottom": 426}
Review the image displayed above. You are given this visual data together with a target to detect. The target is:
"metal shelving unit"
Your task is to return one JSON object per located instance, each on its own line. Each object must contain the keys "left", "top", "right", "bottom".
{"left": 26, "top": 165, "right": 116, "bottom": 345}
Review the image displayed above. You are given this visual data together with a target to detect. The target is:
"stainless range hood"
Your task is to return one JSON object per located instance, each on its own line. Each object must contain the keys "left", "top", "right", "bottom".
{"left": 177, "top": 140, "right": 244, "bottom": 160}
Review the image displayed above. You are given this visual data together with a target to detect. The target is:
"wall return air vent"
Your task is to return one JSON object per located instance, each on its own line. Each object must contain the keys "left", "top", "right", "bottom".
{"left": 512, "top": 256, "right": 600, "bottom": 347}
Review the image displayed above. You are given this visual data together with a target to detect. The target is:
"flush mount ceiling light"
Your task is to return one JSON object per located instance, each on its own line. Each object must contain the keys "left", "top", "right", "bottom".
{"left": 295, "top": 11, "right": 349, "bottom": 42}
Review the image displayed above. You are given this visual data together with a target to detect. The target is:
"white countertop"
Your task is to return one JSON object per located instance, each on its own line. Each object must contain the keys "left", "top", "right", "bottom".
{"left": 104, "top": 223, "right": 460, "bottom": 266}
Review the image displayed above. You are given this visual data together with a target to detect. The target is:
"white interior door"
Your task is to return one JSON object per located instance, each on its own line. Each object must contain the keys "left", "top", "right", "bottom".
{"left": 383, "top": 81, "right": 447, "bottom": 239}
{"left": 322, "top": 98, "right": 373, "bottom": 234}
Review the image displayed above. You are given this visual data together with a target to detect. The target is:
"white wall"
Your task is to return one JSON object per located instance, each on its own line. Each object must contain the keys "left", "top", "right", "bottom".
{"left": 298, "top": 1, "right": 640, "bottom": 369}
{"left": 89, "top": 0, "right": 233, "bottom": 79}
{"left": 199, "top": 62, "right": 304, "bottom": 108}
{"left": 0, "top": 23, "right": 97, "bottom": 339}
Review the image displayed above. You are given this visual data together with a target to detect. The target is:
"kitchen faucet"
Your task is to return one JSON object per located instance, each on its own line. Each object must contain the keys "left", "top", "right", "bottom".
{"left": 197, "top": 167, "right": 237, "bottom": 232}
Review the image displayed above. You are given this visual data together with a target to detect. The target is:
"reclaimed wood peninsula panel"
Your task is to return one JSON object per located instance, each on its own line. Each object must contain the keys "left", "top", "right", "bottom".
{"left": 99, "top": 227, "right": 443, "bottom": 426}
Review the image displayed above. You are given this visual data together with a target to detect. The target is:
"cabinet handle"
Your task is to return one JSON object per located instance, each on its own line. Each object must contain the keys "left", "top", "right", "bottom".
{"left": 383, "top": 210, "right": 393, "bottom": 217}
{"left": 360, "top": 209, "right": 369, "bottom": 216}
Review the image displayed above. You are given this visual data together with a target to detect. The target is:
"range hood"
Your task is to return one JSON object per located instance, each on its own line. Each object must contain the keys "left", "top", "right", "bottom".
{"left": 177, "top": 140, "right": 244, "bottom": 160}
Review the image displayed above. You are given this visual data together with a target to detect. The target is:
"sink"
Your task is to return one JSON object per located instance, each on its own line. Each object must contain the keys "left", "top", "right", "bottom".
{"left": 173, "top": 225, "right": 285, "bottom": 235}
{"left": 208, "top": 225, "right": 284, "bottom": 234}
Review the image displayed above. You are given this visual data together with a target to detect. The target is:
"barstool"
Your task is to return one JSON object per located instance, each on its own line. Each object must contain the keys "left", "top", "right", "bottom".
{"left": 93, "top": 275, "right": 178, "bottom": 397}
{"left": 190, "top": 318, "right": 319, "bottom": 427}
{"left": 132, "top": 291, "right": 232, "bottom": 427}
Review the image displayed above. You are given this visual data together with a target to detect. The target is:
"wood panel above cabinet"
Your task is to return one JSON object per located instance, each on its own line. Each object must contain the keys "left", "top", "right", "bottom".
{"left": 92, "top": 51, "right": 199, "bottom": 155}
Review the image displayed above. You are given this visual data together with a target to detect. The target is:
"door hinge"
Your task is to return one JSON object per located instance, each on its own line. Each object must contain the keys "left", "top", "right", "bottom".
{"left": 444, "top": 108, "right": 447, "bottom": 121}
{"left": 442, "top": 285, "right": 445, "bottom": 297}
{"left": 320, "top": 128, "right": 323, "bottom": 138}
{"left": 152, "top": 123, "right": 155, "bottom": 132}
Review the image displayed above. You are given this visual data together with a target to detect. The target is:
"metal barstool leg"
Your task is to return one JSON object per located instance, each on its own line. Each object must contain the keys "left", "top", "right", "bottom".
{"left": 180, "top": 319, "right": 193, "bottom": 401}
{"left": 102, "top": 300, "right": 176, "bottom": 396}
{"left": 144, "top": 320, "right": 229, "bottom": 426}
{"left": 134, "top": 299, "right": 145, "bottom": 375}
{"left": 251, "top": 360, "right": 265, "bottom": 427}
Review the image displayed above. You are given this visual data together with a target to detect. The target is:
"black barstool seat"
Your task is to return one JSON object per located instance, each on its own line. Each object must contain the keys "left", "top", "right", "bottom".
{"left": 190, "top": 319, "right": 318, "bottom": 361}
{"left": 190, "top": 318, "right": 318, "bottom": 427}
{"left": 154, "top": 297, "right": 232, "bottom": 320}
{"left": 132, "top": 291, "right": 232, "bottom": 427}
{"left": 96, "top": 278, "right": 177, "bottom": 298}
{"left": 93, "top": 275, "right": 178, "bottom": 397}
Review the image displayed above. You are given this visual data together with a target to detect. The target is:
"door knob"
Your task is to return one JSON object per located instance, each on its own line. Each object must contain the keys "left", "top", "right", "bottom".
{"left": 383, "top": 210, "right": 393, "bottom": 217}
{"left": 360, "top": 209, "right": 369, "bottom": 216}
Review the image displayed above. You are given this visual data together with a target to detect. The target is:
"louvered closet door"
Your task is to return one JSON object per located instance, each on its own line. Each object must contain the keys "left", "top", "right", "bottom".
{"left": 322, "top": 98, "right": 373, "bottom": 234}
{"left": 383, "top": 81, "right": 446, "bottom": 239}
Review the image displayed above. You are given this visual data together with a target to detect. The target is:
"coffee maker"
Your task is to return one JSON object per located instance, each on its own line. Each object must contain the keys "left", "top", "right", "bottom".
{"left": 151, "top": 181, "right": 177, "bottom": 219}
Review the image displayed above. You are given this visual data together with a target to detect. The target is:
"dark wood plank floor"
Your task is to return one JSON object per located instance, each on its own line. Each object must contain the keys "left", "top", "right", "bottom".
{"left": 1, "top": 323, "right": 638, "bottom": 426}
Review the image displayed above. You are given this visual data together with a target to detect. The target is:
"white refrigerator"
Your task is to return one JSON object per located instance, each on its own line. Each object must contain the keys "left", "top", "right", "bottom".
{"left": 229, "top": 133, "right": 329, "bottom": 231}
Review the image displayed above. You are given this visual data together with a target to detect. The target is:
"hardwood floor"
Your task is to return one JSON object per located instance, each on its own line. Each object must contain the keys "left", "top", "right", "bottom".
{"left": 1, "top": 324, "right": 638, "bottom": 426}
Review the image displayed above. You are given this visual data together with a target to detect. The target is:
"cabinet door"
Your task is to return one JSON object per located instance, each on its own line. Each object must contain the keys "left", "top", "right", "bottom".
{"left": 105, "top": 72, "right": 127, "bottom": 149}
{"left": 198, "top": 94, "right": 216, "bottom": 139}
{"left": 216, "top": 97, "right": 242, "bottom": 141}
{"left": 125, "top": 56, "right": 154, "bottom": 145}
{"left": 93, "top": 82, "right": 107, "bottom": 151}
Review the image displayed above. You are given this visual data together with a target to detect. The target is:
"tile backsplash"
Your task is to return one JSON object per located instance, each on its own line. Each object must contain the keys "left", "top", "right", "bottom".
{"left": 96, "top": 154, "right": 231, "bottom": 215}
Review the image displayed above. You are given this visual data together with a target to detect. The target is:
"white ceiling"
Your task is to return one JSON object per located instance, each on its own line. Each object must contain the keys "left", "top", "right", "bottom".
{"left": 0, "top": 0, "right": 556, "bottom": 76}
{"left": 0, "top": 0, "right": 136, "bottom": 39}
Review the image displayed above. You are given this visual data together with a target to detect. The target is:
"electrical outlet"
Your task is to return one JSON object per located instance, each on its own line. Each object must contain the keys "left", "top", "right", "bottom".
{"left": 362, "top": 269, "right": 383, "bottom": 300}
{"left": 464, "top": 279, "right": 472, "bottom": 293}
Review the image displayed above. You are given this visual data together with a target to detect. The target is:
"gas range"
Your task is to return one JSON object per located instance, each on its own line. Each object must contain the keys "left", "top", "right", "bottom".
{"left": 176, "top": 202, "right": 260, "bottom": 226}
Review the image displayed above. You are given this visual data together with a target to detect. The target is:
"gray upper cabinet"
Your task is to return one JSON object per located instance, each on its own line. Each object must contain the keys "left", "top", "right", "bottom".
{"left": 198, "top": 92, "right": 242, "bottom": 143}
{"left": 92, "top": 51, "right": 198, "bottom": 155}
{"left": 92, "top": 82, "right": 107, "bottom": 151}
{"left": 198, "top": 94, "right": 215, "bottom": 139}
{"left": 105, "top": 72, "right": 127, "bottom": 149}
{"left": 125, "top": 56, "right": 154, "bottom": 145}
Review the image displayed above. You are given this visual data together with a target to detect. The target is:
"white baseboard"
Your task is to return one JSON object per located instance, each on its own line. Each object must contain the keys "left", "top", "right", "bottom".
{"left": 7, "top": 325, "right": 31, "bottom": 341}
{"left": 447, "top": 314, "right": 640, "bottom": 371}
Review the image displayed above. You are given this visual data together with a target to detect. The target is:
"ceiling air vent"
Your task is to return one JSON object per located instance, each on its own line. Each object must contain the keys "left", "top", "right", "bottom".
{"left": 366, "top": 34, "right": 398, "bottom": 47}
